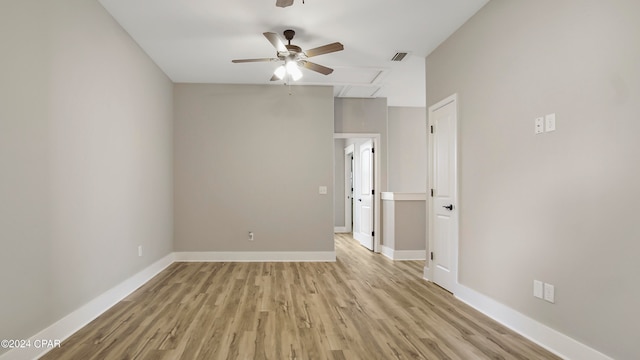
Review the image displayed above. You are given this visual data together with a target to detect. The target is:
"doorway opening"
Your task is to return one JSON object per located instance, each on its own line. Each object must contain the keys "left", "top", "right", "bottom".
{"left": 334, "top": 133, "right": 381, "bottom": 253}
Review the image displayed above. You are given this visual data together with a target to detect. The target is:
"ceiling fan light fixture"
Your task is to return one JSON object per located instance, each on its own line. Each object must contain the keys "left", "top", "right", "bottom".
{"left": 290, "top": 69, "right": 303, "bottom": 81}
{"left": 286, "top": 61, "right": 303, "bottom": 81}
{"left": 274, "top": 65, "right": 286, "bottom": 80}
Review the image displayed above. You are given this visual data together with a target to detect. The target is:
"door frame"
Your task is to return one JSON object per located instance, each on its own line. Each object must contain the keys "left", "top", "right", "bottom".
{"left": 343, "top": 144, "right": 355, "bottom": 233}
{"left": 427, "top": 94, "right": 459, "bottom": 292}
{"left": 334, "top": 133, "right": 381, "bottom": 253}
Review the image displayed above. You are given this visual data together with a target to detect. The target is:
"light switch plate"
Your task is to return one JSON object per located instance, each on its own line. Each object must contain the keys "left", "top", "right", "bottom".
{"left": 544, "top": 283, "right": 555, "bottom": 303}
{"left": 545, "top": 113, "right": 556, "bottom": 132}
{"left": 319, "top": 186, "right": 328, "bottom": 195}
{"left": 533, "top": 280, "right": 544, "bottom": 299}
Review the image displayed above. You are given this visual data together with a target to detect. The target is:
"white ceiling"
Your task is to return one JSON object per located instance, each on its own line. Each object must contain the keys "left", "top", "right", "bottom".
{"left": 98, "top": 0, "right": 488, "bottom": 107}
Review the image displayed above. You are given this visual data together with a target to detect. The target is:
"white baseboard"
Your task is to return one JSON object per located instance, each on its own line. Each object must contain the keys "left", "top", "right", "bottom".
{"left": 334, "top": 227, "right": 349, "bottom": 233}
{"left": 381, "top": 245, "right": 394, "bottom": 259}
{"left": 174, "top": 251, "right": 336, "bottom": 262}
{"left": 0, "top": 253, "right": 175, "bottom": 360}
{"left": 454, "top": 284, "right": 614, "bottom": 360}
{"left": 0, "top": 249, "right": 335, "bottom": 360}
{"left": 381, "top": 246, "right": 426, "bottom": 261}
{"left": 11, "top": 252, "right": 609, "bottom": 360}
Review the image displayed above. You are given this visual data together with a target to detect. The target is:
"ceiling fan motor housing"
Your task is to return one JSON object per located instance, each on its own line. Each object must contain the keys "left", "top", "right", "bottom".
{"left": 279, "top": 30, "right": 303, "bottom": 59}
{"left": 283, "top": 29, "right": 296, "bottom": 42}
{"left": 285, "top": 45, "right": 302, "bottom": 54}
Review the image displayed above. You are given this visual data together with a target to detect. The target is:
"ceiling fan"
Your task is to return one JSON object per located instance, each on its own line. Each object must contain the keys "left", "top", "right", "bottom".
{"left": 231, "top": 29, "right": 344, "bottom": 82}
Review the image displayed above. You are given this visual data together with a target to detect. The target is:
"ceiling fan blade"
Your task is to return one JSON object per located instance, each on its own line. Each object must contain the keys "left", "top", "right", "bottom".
{"left": 263, "top": 32, "right": 287, "bottom": 53}
{"left": 275, "top": 0, "right": 294, "bottom": 8}
{"left": 232, "top": 58, "right": 278, "bottom": 63}
{"left": 302, "top": 61, "right": 334, "bottom": 75}
{"left": 304, "top": 42, "right": 344, "bottom": 58}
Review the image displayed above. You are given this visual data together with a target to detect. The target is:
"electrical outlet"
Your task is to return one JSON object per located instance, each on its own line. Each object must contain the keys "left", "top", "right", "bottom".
{"left": 544, "top": 283, "right": 555, "bottom": 303}
{"left": 319, "top": 186, "right": 328, "bottom": 195}
{"left": 533, "top": 280, "right": 544, "bottom": 299}
{"left": 545, "top": 113, "right": 556, "bottom": 132}
{"left": 138, "top": 245, "right": 143, "bottom": 257}
{"left": 535, "top": 117, "right": 544, "bottom": 134}
{"left": 248, "top": 232, "right": 254, "bottom": 241}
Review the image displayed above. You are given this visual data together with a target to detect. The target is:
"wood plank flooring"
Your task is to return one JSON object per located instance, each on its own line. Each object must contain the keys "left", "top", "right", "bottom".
{"left": 41, "top": 234, "right": 561, "bottom": 359}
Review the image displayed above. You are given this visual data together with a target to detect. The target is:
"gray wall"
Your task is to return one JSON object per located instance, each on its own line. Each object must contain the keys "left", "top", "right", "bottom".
{"left": 394, "top": 201, "right": 426, "bottom": 251}
{"left": 387, "top": 107, "right": 427, "bottom": 192}
{"left": 0, "top": 0, "right": 173, "bottom": 351}
{"left": 382, "top": 200, "right": 426, "bottom": 251}
{"left": 173, "top": 84, "right": 334, "bottom": 252}
{"left": 334, "top": 98, "right": 388, "bottom": 193}
{"left": 426, "top": 1, "right": 640, "bottom": 359}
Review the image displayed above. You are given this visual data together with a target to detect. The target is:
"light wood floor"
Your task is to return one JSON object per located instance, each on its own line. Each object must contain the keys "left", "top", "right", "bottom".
{"left": 41, "top": 234, "right": 560, "bottom": 359}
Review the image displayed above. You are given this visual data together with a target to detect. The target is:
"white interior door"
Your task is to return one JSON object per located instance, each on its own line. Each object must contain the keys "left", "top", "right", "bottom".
{"left": 344, "top": 145, "right": 354, "bottom": 233}
{"left": 354, "top": 140, "right": 374, "bottom": 250}
{"left": 429, "top": 95, "right": 458, "bottom": 292}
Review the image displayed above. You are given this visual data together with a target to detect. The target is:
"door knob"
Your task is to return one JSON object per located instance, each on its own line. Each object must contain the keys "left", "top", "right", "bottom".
{"left": 443, "top": 204, "right": 454, "bottom": 211}
{"left": 358, "top": 199, "right": 362, "bottom": 202}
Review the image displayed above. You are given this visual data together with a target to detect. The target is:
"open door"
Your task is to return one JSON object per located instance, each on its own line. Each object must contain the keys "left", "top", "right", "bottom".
{"left": 354, "top": 140, "right": 374, "bottom": 250}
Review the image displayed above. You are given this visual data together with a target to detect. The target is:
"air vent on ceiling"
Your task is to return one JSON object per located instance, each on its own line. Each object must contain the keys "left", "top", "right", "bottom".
{"left": 391, "top": 52, "right": 408, "bottom": 62}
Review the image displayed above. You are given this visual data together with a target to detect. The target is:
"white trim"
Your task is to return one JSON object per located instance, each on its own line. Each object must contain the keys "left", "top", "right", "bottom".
{"left": 381, "top": 246, "right": 427, "bottom": 261}
{"left": 0, "top": 253, "right": 175, "bottom": 360}
{"left": 423, "top": 266, "right": 430, "bottom": 281}
{"left": 334, "top": 226, "right": 348, "bottom": 233}
{"left": 344, "top": 144, "right": 355, "bottom": 153}
{"left": 455, "top": 284, "right": 614, "bottom": 360}
{"left": 381, "top": 192, "right": 427, "bottom": 201}
{"left": 174, "top": 251, "right": 336, "bottom": 262}
{"left": 334, "top": 133, "right": 381, "bottom": 254}
{"left": 381, "top": 245, "right": 395, "bottom": 259}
